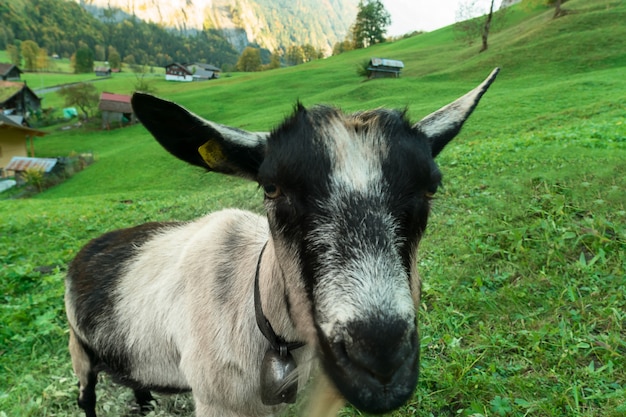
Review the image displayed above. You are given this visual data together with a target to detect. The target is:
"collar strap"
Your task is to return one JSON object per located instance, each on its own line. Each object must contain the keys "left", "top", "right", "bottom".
{"left": 254, "top": 241, "right": 305, "bottom": 354}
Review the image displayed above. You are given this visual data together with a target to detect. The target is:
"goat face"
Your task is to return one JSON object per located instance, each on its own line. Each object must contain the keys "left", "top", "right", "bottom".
{"left": 259, "top": 105, "right": 429, "bottom": 412}
{"left": 131, "top": 68, "right": 498, "bottom": 415}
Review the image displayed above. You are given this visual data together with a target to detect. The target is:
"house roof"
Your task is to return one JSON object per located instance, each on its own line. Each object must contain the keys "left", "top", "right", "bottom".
{"left": 0, "top": 63, "right": 22, "bottom": 76}
{"left": 192, "top": 68, "right": 216, "bottom": 79}
{"left": 368, "top": 58, "right": 405, "bottom": 69}
{"left": 94, "top": 66, "right": 111, "bottom": 72}
{"left": 190, "top": 63, "right": 221, "bottom": 72}
{"left": 100, "top": 92, "right": 131, "bottom": 103}
{"left": 98, "top": 92, "right": 133, "bottom": 113}
{"left": 0, "top": 112, "right": 46, "bottom": 136}
{"left": 6, "top": 156, "right": 57, "bottom": 172}
{"left": 0, "top": 81, "right": 41, "bottom": 104}
{"left": 0, "top": 81, "right": 25, "bottom": 103}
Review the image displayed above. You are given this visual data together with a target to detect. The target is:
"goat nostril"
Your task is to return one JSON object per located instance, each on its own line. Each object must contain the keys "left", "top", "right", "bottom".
{"left": 340, "top": 329, "right": 414, "bottom": 384}
{"left": 333, "top": 320, "right": 417, "bottom": 385}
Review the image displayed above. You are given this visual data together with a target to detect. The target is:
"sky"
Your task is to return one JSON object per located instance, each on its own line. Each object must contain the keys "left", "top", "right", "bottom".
{"left": 382, "top": 0, "right": 504, "bottom": 36}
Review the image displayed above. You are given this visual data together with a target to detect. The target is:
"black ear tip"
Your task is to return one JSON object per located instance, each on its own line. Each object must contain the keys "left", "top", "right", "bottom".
{"left": 131, "top": 92, "right": 149, "bottom": 112}
{"left": 131, "top": 92, "right": 159, "bottom": 109}
{"left": 485, "top": 67, "right": 500, "bottom": 86}
{"left": 131, "top": 93, "right": 177, "bottom": 121}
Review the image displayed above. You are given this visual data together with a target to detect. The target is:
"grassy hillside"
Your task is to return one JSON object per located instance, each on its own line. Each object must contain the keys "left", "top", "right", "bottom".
{"left": 1, "top": 0, "right": 625, "bottom": 416}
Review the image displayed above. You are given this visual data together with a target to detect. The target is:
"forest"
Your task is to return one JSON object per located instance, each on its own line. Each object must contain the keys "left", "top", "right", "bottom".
{"left": 0, "top": 0, "right": 241, "bottom": 69}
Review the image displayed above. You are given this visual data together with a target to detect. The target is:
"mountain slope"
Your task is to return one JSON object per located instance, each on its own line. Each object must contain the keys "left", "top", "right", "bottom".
{"left": 0, "top": 0, "right": 240, "bottom": 67}
{"left": 76, "top": 0, "right": 359, "bottom": 53}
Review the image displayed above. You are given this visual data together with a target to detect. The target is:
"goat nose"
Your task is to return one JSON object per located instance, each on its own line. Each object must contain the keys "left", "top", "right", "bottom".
{"left": 344, "top": 319, "right": 415, "bottom": 383}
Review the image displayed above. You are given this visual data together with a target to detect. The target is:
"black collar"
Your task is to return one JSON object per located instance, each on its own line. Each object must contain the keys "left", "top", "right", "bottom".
{"left": 254, "top": 241, "right": 305, "bottom": 354}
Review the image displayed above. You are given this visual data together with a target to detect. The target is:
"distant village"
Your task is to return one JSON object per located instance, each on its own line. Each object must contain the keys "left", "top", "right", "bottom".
{"left": 0, "top": 61, "right": 223, "bottom": 182}
{"left": 0, "top": 56, "right": 403, "bottom": 187}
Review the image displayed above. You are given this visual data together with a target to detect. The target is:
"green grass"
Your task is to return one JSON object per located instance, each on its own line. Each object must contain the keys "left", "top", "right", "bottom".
{"left": 1, "top": 0, "right": 625, "bottom": 416}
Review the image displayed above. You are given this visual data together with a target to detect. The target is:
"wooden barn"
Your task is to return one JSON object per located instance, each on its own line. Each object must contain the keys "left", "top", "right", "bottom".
{"left": 0, "top": 113, "right": 47, "bottom": 177}
{"left": 188, "top": 63, "right": 221, "bottom": 81}
{"left": 165, "top": 63, "right": 193, "bottom": 82}
{"left": 367, "top": 58, "right": 404, "bottom": 79}
{"left": 98, "top": 92, "right": 135, "bottom": 130}
{"left": 95, "top": 67, "right": 112, "bottom": 77}
{"left": 0, "top": 63, "right": 23, "bottom": 81}
{"left": 5, "top": 156, "right": 59, "bottom": 184}
{"left": 0, "top": 81, "right": 42, "bottom": 120}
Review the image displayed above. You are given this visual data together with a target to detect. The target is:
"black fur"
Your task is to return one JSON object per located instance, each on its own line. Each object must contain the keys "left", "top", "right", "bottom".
{"left": 68, "top": 222, "right": 180, "bottom": 337}
{"left": 67, "top": 221, "right": 186, "bottom": 415}
{"left": 131, "top": 93, "right": 265, "bottom": 178}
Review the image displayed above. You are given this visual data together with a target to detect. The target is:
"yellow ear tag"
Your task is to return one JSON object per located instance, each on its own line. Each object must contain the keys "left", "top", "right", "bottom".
{"left": 198, "top": 140, "right": 225, "bottom": 169}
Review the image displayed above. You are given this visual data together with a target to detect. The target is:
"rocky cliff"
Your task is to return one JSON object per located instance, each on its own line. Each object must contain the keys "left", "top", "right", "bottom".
{"left": 76, "top": 0, "right": 358, "bottom": 54}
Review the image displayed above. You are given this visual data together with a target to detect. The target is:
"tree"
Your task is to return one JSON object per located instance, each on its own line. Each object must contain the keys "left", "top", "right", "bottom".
{"left": 74, "top": 45, "right": 94, "bottom": 73}
{"left": 351, "top": 0, "right": 391, "bottom": 49}
{"left": 94, "top": 45, "right": 106, "bottom": 62}
{"left": 263, "top": 51, "right": 281, "bottom": 70}
{"left": 332, "top": 39, "right": 355, "bottom": 56}
{"left": 523, "top": 0, "right": 568, "bottom": 18}
{"left": 132, "top": 65, "right": 158, "bottom": 94}
{"left": 454, "top": 0, "right": 507, "bottom": 52}
{"left": 285, "top": 45, "right": 305, "bottom": 66}
{"left": 480, "top": 0, "right": 496, "bottom": 52}
{"left": 123, "top": 54, "right": 136, "bottom": 67}
{"left": 21, "top": 40, "right": 40, "bottom": 71}
{"left": 301, "top": 44, "right": 323, "bottom": 62}
{"left": 57, "top": 83, "right": 99, "bottom": 120}
{"left": 236, "top": 47, "right": 262, "bottom": 72}
{"left": 107, "top": 46, "right": 121, "bottom": 70}
{"left": 36, "top": 47, "right": 49, "bottom": 71}
{"left": 0, "top": 26, "right": 15, "bottom": 50}
{"left": 551, "top": 0, "right": 567, "bottom": 17}
{"left": 7, "top": 44, "right": 21, "bottom": 66}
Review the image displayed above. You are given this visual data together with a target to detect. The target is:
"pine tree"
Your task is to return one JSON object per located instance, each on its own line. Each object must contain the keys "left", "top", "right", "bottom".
{"left": 74, "top": 45, "right": 94, "bottom": 73}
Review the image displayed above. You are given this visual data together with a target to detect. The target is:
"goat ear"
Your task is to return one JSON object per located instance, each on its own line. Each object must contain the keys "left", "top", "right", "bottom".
{"left": 413, "top": 68, "right": 499, "bottom": 157}
{"left": 131, "top": 93, "right": 267, "bottom": 180}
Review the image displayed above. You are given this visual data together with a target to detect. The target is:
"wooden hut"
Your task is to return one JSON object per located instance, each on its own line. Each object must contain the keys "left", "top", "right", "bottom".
{"left": 98, "top": 92, "right": 135, "bottom": 130}
{"left": 0, "top": 63, "right": 23, "bottom": 81}
{"left": 0, "top": 81, "right": 42, "bottom": 119}
{"left": 0, "top": 113, "right": 47, "bottom": 177}
{"left": 367, "top": 58, "right": 404, "bottom": 79}
{"left": 95, "top": 67, "right": 112, "bottom": 77}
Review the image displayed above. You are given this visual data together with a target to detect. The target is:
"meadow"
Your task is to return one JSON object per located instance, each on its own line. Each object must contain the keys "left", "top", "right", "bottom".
{"left": 1, "top": 0, "right": 625, "bottom": 416}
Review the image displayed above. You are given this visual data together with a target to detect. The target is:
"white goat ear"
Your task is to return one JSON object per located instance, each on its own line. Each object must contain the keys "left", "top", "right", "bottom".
{"left": 132, "top": 93, "right": 268, "bottom": 180}
{"left": 413, "top": 68, "right": 500, "bottom": 157}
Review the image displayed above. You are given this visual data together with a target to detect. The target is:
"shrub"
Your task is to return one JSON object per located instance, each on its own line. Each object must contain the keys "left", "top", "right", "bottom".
{"left": 21, "top": 168, "right": 45, "bottom": 192}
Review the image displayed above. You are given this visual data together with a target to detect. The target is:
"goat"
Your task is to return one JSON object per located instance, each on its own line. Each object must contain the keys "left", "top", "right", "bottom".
{"left": 65, "top": 68, "right": 499, "bottom": 417}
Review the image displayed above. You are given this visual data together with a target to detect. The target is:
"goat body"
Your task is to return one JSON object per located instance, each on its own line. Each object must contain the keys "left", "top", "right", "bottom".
{"left": 65, "top": 69, "right": 499, "bottom": 417}
{"left": 67, "top": 210, "right": 313, "bottom": 417}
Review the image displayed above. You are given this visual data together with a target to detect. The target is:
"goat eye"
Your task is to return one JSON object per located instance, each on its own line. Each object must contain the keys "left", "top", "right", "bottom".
{"left": 263, "top": 184, "right": 282, "bottom": 199}
{"left": 425, "top": 187, "right": 438, "bottom": 200}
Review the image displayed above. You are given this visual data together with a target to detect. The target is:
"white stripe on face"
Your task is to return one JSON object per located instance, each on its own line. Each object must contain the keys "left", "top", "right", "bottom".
{"left": 320, "top": 116, "right": 388, "bottom": 194}
{"left": 308, "top": 117, "right": 415, "bottom": 337}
